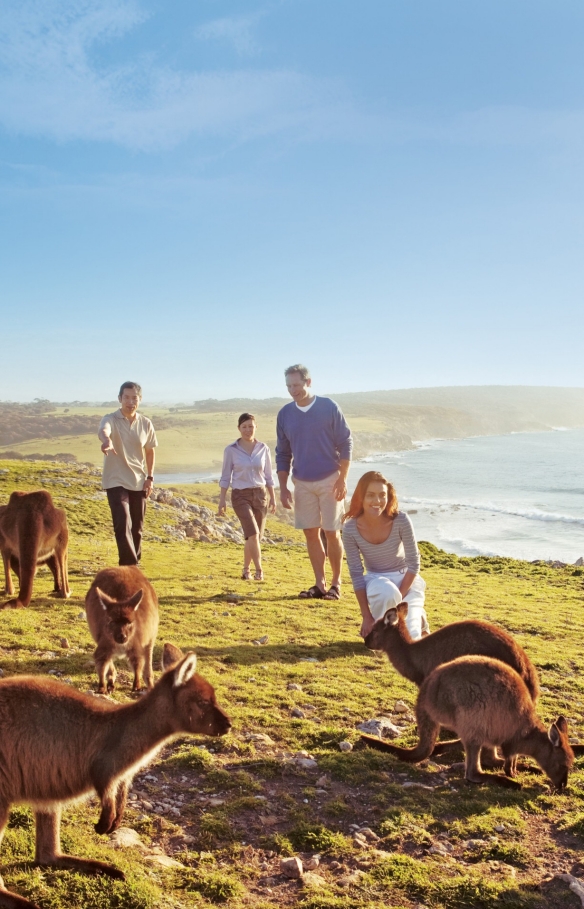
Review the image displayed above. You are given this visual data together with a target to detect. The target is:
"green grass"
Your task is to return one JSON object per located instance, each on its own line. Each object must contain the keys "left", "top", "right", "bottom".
{"left": 1, "top": 459, "right": 584, "bottom": 908}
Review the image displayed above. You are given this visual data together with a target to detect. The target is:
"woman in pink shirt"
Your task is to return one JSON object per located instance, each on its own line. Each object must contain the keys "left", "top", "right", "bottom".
{"left": 218, "top": 413, "right": 276, "bottom": 580}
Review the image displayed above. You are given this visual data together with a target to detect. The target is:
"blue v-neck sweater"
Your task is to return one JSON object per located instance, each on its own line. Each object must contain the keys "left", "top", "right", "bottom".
{"left": 275, "top": 397, "right": 352, "bottom": 481}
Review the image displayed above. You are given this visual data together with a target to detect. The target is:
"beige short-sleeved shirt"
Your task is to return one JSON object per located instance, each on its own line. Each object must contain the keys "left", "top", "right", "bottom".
{"left": 99, "top": 410, "right": 158, "bottom": 491}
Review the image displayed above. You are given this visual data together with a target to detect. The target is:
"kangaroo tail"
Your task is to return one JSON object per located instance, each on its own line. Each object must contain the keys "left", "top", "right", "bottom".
{"left": 361, "top": 709, "right": 439, "bottom": 764}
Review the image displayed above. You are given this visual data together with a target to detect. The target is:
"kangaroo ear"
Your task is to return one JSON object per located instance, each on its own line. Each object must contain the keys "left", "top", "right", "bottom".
{"left": 383, "top": 608, "right": 398, "bottom": 626}
{"left": 127, "top": 589, "right": 143, "bottom": 611}
{"left": 95, "top": 587, "right": 115, "bottom": 611}
{"left": 162, "top": 642, "right": 184, "bottom": 670}
{"left": 173, "top": 653, "right": 197, "bottom": 687}
{"left": 555, "top": 715, "right": 569, "bottom": 735}
{"left": 548, "top": 722, "right": 562, "bottom": 747}
{"left": 397, "top": 601, "right": 409, "bottom": 617}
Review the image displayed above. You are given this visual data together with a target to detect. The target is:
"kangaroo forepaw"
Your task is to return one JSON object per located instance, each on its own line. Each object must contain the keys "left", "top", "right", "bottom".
{"left": 94, "top": 814, "right": 115, "bottom": 835}
{"left": 1, "top": 598, "right": 24, "bottom": 609}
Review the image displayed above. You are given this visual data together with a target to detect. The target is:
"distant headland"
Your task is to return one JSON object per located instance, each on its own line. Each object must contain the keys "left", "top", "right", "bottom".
{"left": 2, "top": 385, "right": 584, "bottom": 473}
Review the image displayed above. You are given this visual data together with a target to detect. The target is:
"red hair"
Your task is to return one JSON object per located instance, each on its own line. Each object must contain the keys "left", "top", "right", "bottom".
{"left": 344, "top": 470, "right": 399, "bottom": 521}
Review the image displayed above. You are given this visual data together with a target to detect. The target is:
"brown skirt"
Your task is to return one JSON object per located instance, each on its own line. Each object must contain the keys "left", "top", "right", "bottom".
{"left": 231, "top": 487, "right": 268, "bottom": 539}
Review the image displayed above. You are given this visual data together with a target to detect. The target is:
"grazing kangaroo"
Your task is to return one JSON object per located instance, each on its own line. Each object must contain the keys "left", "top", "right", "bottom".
{"left": 0, "top": 643, "right": 231, "bottom": 909}
{"left": 365, "top": 603, "right": 540, "bottom": 768}
{"left": 0, "top": 490, "right": 70, "bottom": 609}
{"left": 362, "top": 655, "right": 573, "bottom": 791}
{"left": 85, "top": 567, "right": 159, "bottom": 693}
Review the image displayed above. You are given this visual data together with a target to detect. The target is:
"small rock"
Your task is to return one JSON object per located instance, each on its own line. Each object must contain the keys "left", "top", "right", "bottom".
{"left": 394, "top": 700, "right": 409, "bottom": 713}
{"left": 281, "top": 856, "right": 303, "bottom": 879}
{"left": 316, "top": 774, "right": 329, "bottom": 787}
{"left": 291, "top": 708, "right": 305, "bottom": 719}
{"left": 246, "top": 733, "right": 275, "bottom": 745}
{"left": 208, "top": 798, "right": 225, "bottom": 807}
{"left": 77, "top": 611, "right": 86, "bottom": 620}
{"left": 303, "top": 854, "right": 321, "bottom": 870}
{"left": 429, "top": 841, "right": 454, "bottom": 855}
{"left": 253, "top": 635, "right": 269, "bottom": 646}
{"left": 463, "top": 838, "right": 489, "bottom": 849}
{"left": 494, "top": 824, "right": 505, "bottom": 833}
{"left": 358, "top": 827, "right": 380, "bottom": 842}
{"left": 287, "top": 682, "right": 302, "bottom": 691}
{"left": 60, "top": 638, "right": 69, "bottom": 649}
{"left": 109, "top": 827, "right": 145, "bottom": 850}
{"left": 329, "top": 860, "right": 343, "bottom": 871}
{"left": 144, "top": 853, "right": 185, "bottom": 869}
{"left": 401, "top": 781, "right": 435, "bottom": 790}
{"left": 339, "top": 741, "right": 353, "bottom": 752}
{"left": 338, "top": 871, "right": 363, "bottom": 886}
{"left": 294, "top": 757, "right": 318, "bottom": 771}
{"left": 301, "top": 872, "right": 327, "bottom": 889}
{"left": 357, "top": 717, "right": 402, "bottom": 738}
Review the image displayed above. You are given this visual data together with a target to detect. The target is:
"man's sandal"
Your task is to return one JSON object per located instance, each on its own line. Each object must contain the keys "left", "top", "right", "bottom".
{"left": 298, "top": 585, "right": 325, "bottom": 599}
{"left": 323, "top": 585, "right": 341, "bottom": 600}
{"left": 254, "top": 569, "right": 264, "bottom": 581}
{"left": 241, "top": 568, "right": 251, "bottom": 580}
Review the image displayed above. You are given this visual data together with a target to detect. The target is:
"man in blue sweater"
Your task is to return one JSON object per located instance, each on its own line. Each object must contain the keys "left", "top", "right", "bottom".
{"left": 276, "top": 364, "right": 352, "bottom": 599}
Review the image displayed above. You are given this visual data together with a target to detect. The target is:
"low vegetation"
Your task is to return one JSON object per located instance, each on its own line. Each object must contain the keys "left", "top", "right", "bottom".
{"left": 0, "top": 459, "right": 583, "bottom": 908}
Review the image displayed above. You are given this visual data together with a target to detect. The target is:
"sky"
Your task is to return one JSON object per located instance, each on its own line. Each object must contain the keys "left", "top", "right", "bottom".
{"left": 1, "top": 0, "right": 584, "bottom": 403}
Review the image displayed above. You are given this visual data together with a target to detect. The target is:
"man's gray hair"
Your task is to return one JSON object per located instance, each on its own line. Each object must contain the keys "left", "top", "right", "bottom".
{"left": 284, "top": 364, "right": 310, "bottom": 382}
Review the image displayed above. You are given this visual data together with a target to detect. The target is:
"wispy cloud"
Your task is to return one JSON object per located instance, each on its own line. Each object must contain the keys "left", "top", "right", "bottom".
{"left": 1, "top": 1, "right": 583, "bottom": 155}
{"left": 0, "top": 0, "right": 345, "bottom": 151}
{"left": 195, "top": 13, "right": 263, "bottom": 57}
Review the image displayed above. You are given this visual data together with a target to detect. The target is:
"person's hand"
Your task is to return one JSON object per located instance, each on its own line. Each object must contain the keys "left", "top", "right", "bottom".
{"left": 217, "top": 502, "right": 227, "bottom": 516}
{"left": 280, "top": 487, "right": 293, "bottom": 510}
{"left": 269, "top": 497, "right": 277, "bottom": 514}
{"left": 143, "top": 478, "right": 153, "bottom": 499}
{"left": 360, "top": 614, "right": 376, "bottom": 639}
{"left": 333, "top": 475, "right": 347, "bottom": 502}
{"left": 101, "top": 438, "right": 116, "bottom": 456}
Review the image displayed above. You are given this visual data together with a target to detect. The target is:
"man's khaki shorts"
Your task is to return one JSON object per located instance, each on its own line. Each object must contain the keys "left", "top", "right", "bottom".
{"left": 292, "top": 472, "right": 345, "bottom": 531}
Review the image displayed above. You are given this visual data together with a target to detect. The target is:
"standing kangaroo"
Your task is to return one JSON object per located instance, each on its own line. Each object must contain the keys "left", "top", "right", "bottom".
{"left": 365, "top": 603, "right": 540, "bottom": 767}
{"left": 0, "top": 490, "right": 70, "bottom": 609}
{"left": 0, "top": 643, "right": 231, "bottom": 909}
{"left": 85, "top": 567, "right": 159, "bottom": 693}
{"left": 362, "top": 655, "right": 573, "bottom": 791}
{"left": 365, "top": 603, "right": 539, "bottom": 701}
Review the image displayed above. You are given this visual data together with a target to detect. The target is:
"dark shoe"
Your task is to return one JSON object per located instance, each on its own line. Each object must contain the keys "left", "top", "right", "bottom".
{"left": 298, "top": 585, "right": 325, "bottom": 599}
{"left": 323, "top": 585, "right": 341, "bottom": 600}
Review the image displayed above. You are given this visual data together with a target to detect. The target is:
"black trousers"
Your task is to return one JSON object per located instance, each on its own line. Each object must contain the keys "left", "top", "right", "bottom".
{"left": 106, "top": 486, "right": 147, "bottom": 566}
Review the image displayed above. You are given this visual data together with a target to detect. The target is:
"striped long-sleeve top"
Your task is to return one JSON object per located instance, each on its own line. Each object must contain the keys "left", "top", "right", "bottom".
{"left": 342, "top": 513, "right": 421, "bottom": 592}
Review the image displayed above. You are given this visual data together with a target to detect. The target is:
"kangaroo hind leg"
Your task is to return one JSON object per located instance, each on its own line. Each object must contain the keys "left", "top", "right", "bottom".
{"left": 464, "top": 742, "right": 522, "bottom": 790}
{"left": 34, "top": 810, "right": 124, "bottom": 880}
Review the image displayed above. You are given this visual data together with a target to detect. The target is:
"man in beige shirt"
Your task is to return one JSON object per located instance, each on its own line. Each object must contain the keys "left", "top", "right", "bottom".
{"left": 98, "top": 381, "right": 158, "bottom": 565}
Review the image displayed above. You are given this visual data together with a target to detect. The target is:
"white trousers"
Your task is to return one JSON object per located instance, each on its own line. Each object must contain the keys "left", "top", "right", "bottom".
{"left": 364, "top": 570, "right": 430, "bottom": 640}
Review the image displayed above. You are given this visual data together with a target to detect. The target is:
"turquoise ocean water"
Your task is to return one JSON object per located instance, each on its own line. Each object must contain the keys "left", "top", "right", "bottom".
{"left": 157, "top": 428, "right": 584, "bottom": 562}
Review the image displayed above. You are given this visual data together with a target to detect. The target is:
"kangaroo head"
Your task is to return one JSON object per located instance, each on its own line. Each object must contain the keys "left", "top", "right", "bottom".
{"left": 165, "top": 650, "right": 232, "bottom": 738}
{"left": 546, "top": 715, "right": 574, "bottom": 791}
{"left": 96, "top": 587, "right": 143, "bottom": 645}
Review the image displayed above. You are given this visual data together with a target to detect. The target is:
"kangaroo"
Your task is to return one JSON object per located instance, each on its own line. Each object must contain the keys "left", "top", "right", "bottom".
{"left": 85, "top": 567, "right": 159, "bottom": 693}
{"left": 0, "top": 643, "right": 231, "bottom": 909}
{"left": 0, "top": 490, "right": 70, "bottom": 609}
{"left": 365, "top": 602, "right": 540, "bottom": 768}
{"left": 362, "top": 655, "right": 573, "bottom": 791}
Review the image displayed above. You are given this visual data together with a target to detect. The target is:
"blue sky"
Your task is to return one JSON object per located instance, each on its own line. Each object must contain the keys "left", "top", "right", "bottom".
{"left": 1, "top": 0, "right": 583, "bottom": 402}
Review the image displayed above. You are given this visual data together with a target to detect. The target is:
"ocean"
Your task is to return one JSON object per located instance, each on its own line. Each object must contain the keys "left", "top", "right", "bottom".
{"left": 156, "top": 428, "right": 584, "bottom": 563}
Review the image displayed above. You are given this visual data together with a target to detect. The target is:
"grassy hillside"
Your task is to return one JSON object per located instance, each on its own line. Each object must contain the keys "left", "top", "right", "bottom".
{"left": 0, "top": 460, "right": 584, "bottom": 908}
{"left": 2, "top": 385, "right": 584, "bottom": 472}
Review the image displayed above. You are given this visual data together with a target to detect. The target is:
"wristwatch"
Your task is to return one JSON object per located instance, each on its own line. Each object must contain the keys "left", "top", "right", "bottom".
{"left": 146, "top": 475, "right": 154, "bottom": 481}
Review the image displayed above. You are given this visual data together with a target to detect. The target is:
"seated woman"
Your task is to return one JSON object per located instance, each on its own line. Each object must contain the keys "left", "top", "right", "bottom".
{"left": 218, "top": 412, "right": 276, "bottom": 580}
{"left": 342, "top": 470, "right": 430, "bottom": 640}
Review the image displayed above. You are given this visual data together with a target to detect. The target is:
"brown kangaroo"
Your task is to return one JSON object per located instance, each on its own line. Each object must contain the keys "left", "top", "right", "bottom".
{"left": 85, "top": 567, "right": 159, "bottom": 693}
{"left": 362, "top": 655, "right": 573, "bottom": 791}
{"left": 0, "top": 490, "right": 70, "bottom": 609}
{"left": 0, "top": 643, "right": 231, "bottom": 909}
{"left": 365, "top": 602, "right": 540, "bottom": 768}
